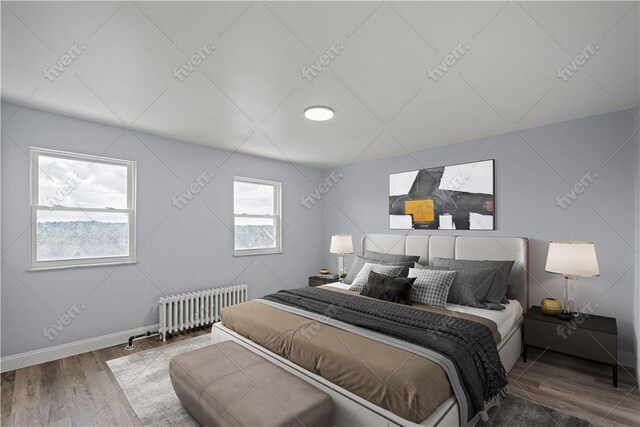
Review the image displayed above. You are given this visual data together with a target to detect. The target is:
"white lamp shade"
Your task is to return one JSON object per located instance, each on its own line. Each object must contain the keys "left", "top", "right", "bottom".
{"left": 545, "top": 240, "right": 600, "bottom": 277}
{"left": 330, "top": 234, "right": 353, "bottom": 254}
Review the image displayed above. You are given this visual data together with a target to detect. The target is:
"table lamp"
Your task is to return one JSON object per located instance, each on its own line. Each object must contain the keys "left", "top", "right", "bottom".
{"left": 330, "top": 234, "right": 353, "bottom": 281}
{"left": 545, "top": 240, "right": 599, "bottom": 319}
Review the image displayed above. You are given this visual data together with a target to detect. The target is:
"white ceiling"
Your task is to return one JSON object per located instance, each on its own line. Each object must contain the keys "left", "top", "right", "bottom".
{"left": 2, "top": 1, "right": 638, "bottom": 169}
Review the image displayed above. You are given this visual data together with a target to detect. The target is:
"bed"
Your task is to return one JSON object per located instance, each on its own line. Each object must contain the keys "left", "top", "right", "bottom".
{"left": 212, "top": 234, "right": 528, "bottom": 427}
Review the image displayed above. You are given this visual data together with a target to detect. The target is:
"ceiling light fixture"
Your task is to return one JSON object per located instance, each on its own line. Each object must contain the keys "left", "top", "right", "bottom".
{"left": 304, "top": 106, "right": 334, "bottom": 121}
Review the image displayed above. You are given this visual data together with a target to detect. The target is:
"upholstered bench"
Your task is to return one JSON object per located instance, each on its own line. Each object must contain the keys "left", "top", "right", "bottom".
{"left": 169, "top": 340, "right": 334, "bottom": 427}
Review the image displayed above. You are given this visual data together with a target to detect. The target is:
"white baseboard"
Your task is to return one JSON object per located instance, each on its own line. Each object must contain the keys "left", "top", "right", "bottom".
{"left": 0, "top": 324, "right": 159, "bottom": 373}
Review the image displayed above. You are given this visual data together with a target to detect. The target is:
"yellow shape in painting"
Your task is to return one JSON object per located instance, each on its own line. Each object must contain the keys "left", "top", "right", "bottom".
{"left": 404, "top": 199, "right": 435, "bottom": 222}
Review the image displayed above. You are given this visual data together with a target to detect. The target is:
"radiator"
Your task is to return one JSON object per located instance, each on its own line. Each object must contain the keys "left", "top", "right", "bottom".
{"left": 158, "top": 284, "right": 248, "bottom": 341}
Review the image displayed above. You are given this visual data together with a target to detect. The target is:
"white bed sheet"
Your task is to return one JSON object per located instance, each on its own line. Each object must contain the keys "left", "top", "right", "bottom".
{"left": 321, "top": 282, "right": 523, "bottom": 340}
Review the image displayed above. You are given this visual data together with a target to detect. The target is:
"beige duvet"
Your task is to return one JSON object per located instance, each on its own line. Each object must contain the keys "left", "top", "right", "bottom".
{"left": 220, "top": 286, "right": 500, "bottom": 423}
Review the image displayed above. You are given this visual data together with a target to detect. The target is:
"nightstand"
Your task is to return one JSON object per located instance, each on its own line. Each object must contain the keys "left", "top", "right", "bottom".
{"left": 523, "top": 306, "right": 618, "bottom": 387}
{"left": 308, "top": 275, "right": 339, "bottom": 287}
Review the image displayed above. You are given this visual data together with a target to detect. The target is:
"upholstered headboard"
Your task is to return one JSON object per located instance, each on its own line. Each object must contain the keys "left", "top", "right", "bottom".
{"left": 361, "top": 234, "right": 529, "bottom": 311}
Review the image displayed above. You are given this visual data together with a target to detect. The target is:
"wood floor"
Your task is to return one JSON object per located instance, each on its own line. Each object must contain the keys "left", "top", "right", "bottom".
{"left": 1, "top": 328, "right": 210, "bottom": 427}
{"left": 509, "top": 347, "right": 639, "bottom": 427}
{"left": 1, "top": 330, "right": 638, "bottom": 426}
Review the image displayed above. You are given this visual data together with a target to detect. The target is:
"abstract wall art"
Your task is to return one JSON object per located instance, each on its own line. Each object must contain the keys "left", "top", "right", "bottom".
{"left": 389, "top": 160, "right": 495, "bottom": 230}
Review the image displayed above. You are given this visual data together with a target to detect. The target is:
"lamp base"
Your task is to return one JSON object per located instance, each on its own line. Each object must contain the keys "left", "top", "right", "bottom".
{"left": 557, "top": 311, "right": 573, "bottom": 321}
{"left": 337, "top": 255, "right": 345, "bottom": 282}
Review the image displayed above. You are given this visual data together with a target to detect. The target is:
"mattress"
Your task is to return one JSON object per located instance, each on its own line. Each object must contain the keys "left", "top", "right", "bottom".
{"left": 322, "top": 283, "right": 523, "bottom": 341}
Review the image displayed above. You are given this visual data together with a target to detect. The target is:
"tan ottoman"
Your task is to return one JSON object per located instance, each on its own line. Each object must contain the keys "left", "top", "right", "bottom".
{"left": 169, "top": 340, "right": 334, "bottom": 427}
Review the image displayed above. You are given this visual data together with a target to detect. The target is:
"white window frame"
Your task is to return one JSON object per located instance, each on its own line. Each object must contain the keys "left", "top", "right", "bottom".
{"left": 30, "top": 147, "right": 137, "bottom": 270}
{"left": 233, "top": 176, "right": 282, "bottom": 256}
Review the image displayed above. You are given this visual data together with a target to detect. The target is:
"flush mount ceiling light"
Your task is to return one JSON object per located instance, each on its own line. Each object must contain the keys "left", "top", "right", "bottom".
{"left": 304, "top": 106, "right": 334, "bottom": 121}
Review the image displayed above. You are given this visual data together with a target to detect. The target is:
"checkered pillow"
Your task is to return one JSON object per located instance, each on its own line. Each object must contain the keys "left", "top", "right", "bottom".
{"left": 407, "top": 268, "right": 456, "bottom": 307}
{"left": 348, "top": 263, "right": 405, "bottom": 292}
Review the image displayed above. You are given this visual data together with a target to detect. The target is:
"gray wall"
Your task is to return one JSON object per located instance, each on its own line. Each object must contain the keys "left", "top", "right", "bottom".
{"left": 2, "top": 101, "right": 638, "bottom": 364}
{"left": 322, "top": 108, "right": 638, "bottom": 360}
{"left": 635, "top": 106, "right": 639, "bottom": 378}
{"left": 1, "top": 102, "right": 325, "bottom": 357}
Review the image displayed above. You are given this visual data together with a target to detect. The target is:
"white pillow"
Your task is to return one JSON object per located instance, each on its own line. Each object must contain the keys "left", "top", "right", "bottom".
{"left": 348, "top": 262, "right": 405, "bottom": 292}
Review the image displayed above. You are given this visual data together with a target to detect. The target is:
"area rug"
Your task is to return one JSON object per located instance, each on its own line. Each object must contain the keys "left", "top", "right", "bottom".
{"left": 107, "top": 334, "right": 214, "bottom": 426}
{"left": 108, "top": 334, "right": 593, "bottom": 427}
{"left": 478, "top": 394, "right": 593, "bottom": 427}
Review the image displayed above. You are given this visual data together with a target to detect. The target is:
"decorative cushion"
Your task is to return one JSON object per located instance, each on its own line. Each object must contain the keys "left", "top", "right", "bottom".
{"left": 360, "top": 271, "right": 415, "bottom": 305}
{"left": 431, "top": 258, "right": 515, "bottom": 304}
{"left": 407, "top": 268, "right": 456, "bottom": 308}
{"left": 348, "top": 262, "right": 405, "bottom": 292}
{"left": 343, "top": 256, "right": 413, "bottom": 284}
{"left": 413, "top": 264, "right": 498, "bottom": 308}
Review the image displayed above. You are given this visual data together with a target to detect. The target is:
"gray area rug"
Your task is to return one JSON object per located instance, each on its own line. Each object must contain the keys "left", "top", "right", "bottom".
{"left": 478, "top": 394, "right": 593, "bottom": 427}
{"left": 107, "top": 334, "right": 214, "bottom": 426}
{"left": 108, "top": 334, "right": 593, "bottom": 427}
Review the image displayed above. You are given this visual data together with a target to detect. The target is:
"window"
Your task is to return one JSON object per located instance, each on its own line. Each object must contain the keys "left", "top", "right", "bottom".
{"left": 233, "top": 177, "right": 281, "bottom": 256}
{"left": 30, "top": 148, "right": 136, "bottom": 269}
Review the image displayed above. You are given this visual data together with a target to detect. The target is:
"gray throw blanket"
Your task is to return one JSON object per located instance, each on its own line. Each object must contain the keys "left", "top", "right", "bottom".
{"left": 262, "top": 287, "right": 508, "bottom": 422}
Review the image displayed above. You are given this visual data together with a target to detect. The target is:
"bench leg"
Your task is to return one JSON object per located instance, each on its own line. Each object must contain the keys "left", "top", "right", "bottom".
{"left": 612, "top": 364, "right": 618, "bottom": 388}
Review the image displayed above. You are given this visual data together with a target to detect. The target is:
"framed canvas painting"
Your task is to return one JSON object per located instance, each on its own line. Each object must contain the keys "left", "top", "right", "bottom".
{"left": 389, "top": 159, "right": 495, "bottom": 230}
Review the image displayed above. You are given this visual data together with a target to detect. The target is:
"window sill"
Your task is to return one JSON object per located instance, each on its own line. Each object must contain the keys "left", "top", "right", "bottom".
{"left": 28, "top": 260, "right": 138, "bottom": 272}
{"left": 233, "top": 249, "right": 282, "bottom": 257}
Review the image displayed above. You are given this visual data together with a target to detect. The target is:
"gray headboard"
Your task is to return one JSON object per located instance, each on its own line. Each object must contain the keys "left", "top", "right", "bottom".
{"left": 361, "top": 234, "right": 529, "bottom": 311}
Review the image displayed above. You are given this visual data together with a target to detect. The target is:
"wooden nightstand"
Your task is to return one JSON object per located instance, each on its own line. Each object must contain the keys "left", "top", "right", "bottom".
{"left": 523, "top": 306, "right": 618, "bottom": 387}
{"left": 308, "top": 275, "right": 339, "bottom": 287}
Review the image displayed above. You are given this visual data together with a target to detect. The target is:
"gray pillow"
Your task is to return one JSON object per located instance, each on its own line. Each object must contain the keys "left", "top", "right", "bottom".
{"left": 344, "top": 256, "right": 413, "bottom": 284}
{"left": 485, "top": 302, "right": 507, "bottom": 311}
{"left": 413, "top": 264, "right": 497, "bottom": 308}
{"left": 348, "top": 263, "right": 405, "bottom": 292}
{"left": 364, "top": 250, "right": 421, "bottom": 264}
{"left": 407, "top": 268, "right": 456, "bottom": 308}
{"left": 431, "top": 258, "right": 514, "bottom": 304}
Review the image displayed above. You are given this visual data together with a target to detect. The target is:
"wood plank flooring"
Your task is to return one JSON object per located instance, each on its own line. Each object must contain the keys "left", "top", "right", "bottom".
{"left": 1, "top": 330, "right": 638, "bottom": 426}
{"left": 1, "top": 328, "right": 209, "bottom": 427}
{"left": 509, "top": 347, "right": 639, "bottom": 426}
